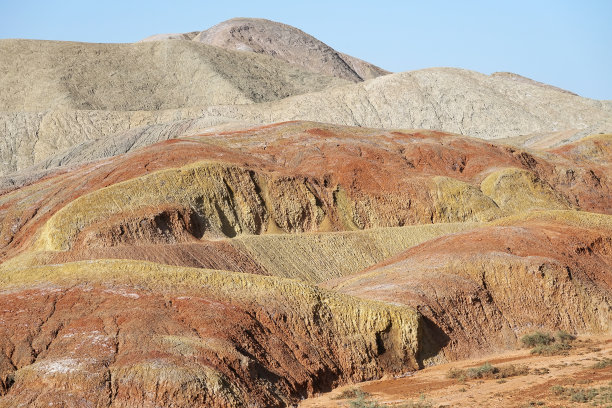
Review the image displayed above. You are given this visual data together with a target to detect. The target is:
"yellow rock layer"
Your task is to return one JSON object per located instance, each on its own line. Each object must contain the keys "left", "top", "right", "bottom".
{"left": 234, "top": 223, "right": 480, "bottom": 283}
{"left": 481, "top": 167, "right": 571, "bottom": 214}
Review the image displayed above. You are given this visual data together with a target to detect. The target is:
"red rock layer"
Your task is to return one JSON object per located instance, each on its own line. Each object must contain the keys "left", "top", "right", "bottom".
{"left": 328, "top": 214, "right": 612, "bottom": 360}
{"left": 1, "top": 122, "right": 610, "bottom": 262}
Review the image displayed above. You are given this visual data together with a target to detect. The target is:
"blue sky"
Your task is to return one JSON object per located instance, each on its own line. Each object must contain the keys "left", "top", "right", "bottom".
{"left": 1, "top": 0, "right": 610, "bottom": 100}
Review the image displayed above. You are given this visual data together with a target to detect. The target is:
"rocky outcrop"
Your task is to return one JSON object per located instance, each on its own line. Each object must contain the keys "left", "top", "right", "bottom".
{"left": 1, "top": 122, "right": 611, "bottom": 406}
{"left": 0, "top": 260, "right": 421, "bottom": 407}
{"left": 4, "top": 122, "right": 607, "bottom": 263}
{"left": 328, "top": 211, "right": 612, "bottom": 361}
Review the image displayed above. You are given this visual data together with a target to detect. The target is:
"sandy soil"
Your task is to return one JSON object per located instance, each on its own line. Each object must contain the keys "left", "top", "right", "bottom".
{"left": 300, "top": 336, "right": 612, "bottom": 407}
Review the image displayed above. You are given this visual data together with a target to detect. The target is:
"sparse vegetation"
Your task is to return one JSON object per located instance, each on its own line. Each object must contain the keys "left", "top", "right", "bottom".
{"left": 522, "top": 332, "right": 555, "bottom": 348}
{"left": 447, "top": 362, "right": 529, "bottom": 381}
{"left": 334, "top": 388, "right": 371, "bottom": 400}
{"left": 346, "top": 391, "right": 383, "bottom": 408}
{"left": 593, "top": 358, "right": 612, "bottom": 369}
{"left": 550, "top": 384, "right": 612, "bottom": 404}
{"left": 395, "top": 394, "right": 434, "bottom": 408}
{"left": 531, "top": 342, "right": 572, "bottom": 356}
{"left": 522, "top": 331, "right": 576, "bottom": 356}
{"left": 532, "top": 367, "right": 550, "bottom": 375}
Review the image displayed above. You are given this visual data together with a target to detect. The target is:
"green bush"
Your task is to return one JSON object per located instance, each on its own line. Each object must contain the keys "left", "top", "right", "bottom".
{"left": 521, "top": 332, "right": 554, "bottom": 347}
{"left": 530, "top": 342, "right": 571, "bottom": 356}
{"left": 447, "top": 362, "right": 528, "bottom": 381}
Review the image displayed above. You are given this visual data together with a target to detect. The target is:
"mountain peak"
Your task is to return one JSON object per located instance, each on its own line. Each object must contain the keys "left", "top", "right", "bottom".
{"left": 140, "top": 17, "right": 390, "bottom": 82}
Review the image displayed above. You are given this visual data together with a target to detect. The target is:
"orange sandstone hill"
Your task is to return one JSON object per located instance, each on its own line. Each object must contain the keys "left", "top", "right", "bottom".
{"left": 0, "top": 121, "right": 611, "bottom": 406}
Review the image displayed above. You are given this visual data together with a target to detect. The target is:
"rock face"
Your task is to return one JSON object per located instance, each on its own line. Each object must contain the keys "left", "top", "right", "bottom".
{"left": 141, "top": 18, "right": 390, "bottom": 82}
{"left": 2, "top": 122, "right": 610, "bottom": 261}
{"left": 0, "top": 261, "right": 421, "bottom": 407}
{"left": 328, "top": 211, "right": 612, "bottom": 360}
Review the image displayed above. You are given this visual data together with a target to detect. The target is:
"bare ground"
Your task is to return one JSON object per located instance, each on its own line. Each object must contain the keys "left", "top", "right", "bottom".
{"left": 300, "top": 336, "right": 612, "bottom": 408}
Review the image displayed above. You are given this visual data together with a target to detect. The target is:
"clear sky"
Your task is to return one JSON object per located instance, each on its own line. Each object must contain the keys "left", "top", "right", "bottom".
{"left": 1, "top": 0, "right": 610, "bottom": 100}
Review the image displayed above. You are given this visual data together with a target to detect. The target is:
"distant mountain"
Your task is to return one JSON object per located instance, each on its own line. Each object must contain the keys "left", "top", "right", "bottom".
{"left": 0, "top": 38, "right": 348, "bottom": 111}
{"left": 0, "top": 19, "right": 610, "bottom": 180}
{"left": 140, "top": 17, "right": 390, "bottom": 82}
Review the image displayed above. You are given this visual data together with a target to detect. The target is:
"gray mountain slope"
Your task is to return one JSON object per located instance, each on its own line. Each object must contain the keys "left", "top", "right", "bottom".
{"left": 0, "top": 38, "right": 348, "bottom": 111}
{"left": 1, "top": 67, "right": 610, "bottom": 183}
{"left": 141, "top": 17, "right": 390, "bottom": 82}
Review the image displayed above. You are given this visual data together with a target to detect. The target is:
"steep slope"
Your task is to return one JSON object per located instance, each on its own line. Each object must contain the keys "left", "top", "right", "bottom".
{"left": 327, "top": 211, "right": 612, "bottom": 360}
{"left": 0, "top": 260, "right": 421, "bottom": 407}
{"left": 141, "top": 17, "right": 390, "bottom": 82}
{"left": 3, "top": 122, "right": 610, "bottom": 264}
{"left": 0, "top": 39, "right": 348, "bottom": 111}
{"left": 1, "top": 122, "right": 611, "bottom": 406}
{"left": 2, "top": 67, "right": 610, "bottom": 177}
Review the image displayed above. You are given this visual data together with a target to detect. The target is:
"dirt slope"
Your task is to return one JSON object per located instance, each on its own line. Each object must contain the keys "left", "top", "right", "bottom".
{"left": 1, "top": 67, "right": 610, "bottom": 177}
{"left": 0, "top": 260, "right": 421, "bottom": 407}
{"left": 0, "top": 39, "right": 347, "bottom": 111}
{"left": 301, "top": 336, "right": 612, "bottom": 408}
{"left": 141, "top": 17, "right": 390, "bottom": 82}
{"left": 0, "top": 121, "right": 611, "bottom": 406}
{"left": 327, "top": 211, "right": 612, "bottom": 360}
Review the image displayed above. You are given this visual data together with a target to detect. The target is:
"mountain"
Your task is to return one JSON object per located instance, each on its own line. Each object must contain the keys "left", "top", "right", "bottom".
{"left": 0, "top": 38, "right": 348, "bottom": 111}
{"left": 1, "top": 66, "right": 610, "bottom": 179}
{"left": 1, "top": 16, "right": 612, "bottom": 408}
{"left": 1, "top": 121, "right": 611, "bottom": 406}
{"left": 141, "top": 17, "right": 390, "bottom": 82}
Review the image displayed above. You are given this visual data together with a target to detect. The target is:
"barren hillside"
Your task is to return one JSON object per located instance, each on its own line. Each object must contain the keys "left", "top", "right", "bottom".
{"left": 1, "top": 65, "right": 610, "bottom": 178}
{"left": 141, "top": 17, "right": 390, "bottom": 81}
{"left": 0, "top": 122, "right": 611, "bottom": 406}
{"left": 1, "top": 16, "right": 611, "bottom": 408}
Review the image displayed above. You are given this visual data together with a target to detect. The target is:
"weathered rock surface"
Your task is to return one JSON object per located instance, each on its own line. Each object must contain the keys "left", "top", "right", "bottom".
{"left": 1, "top": 67, "right": 610, "bottom": 177}
{"left": 3, "top": 122, "right": 609, "bottom": 263}
{"left": 327, "top": 211, "right": 612, "bottom": 361}
{"left": 141, "top": 18, "right": 390, "bottom": 82}
{"left": 0, "top": 39, "right": 347, "bottom": 112}
{"left": 0, "top": 260, "right": 421, "bottom": 407}
{"left": 0, "top": 121, "right": 611, "bottom": 406}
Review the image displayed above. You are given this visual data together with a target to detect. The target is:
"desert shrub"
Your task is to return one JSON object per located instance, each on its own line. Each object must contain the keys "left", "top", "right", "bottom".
{"left": 593, "top": 358, "right": 612, "bottom": 369}
{"left": 334, "top": 388, "right": 370, "bottom": 400}
{"left": 531, "top": 367, "right": 550, "bottom": 375}
{"left": 550, "top": 385, "right": 565, "bottom": 395}
{"left": 496, "top": 364, "right": 529, "bottom": 378}
{"left": 531, "top": 342, "right": 571, "bottom": 356}
{"left": 521, "top": 332, "right": 554, "bottom": 347}
{"left": 550, "top": 384, "right": 612, "bottom": 405}
{"left": 347, "top": 392, "right": 383, "bottom": 408}
{"left": 466, "top": 362, "right": 497, "bottom": 379}
{"left": 446, "top": 367, "right": 465, "bottom": 380}
{"left": 523, "top": 330, "right": 576, "bottom": 355}
{"left": 554, "top": 330, "right": 576, "bottom": 343}
{"left": 396, "top": 394, "right": 434, "bottom": 408}
{"left": 447, "top": 362, "right": 528, "bottom": 381}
